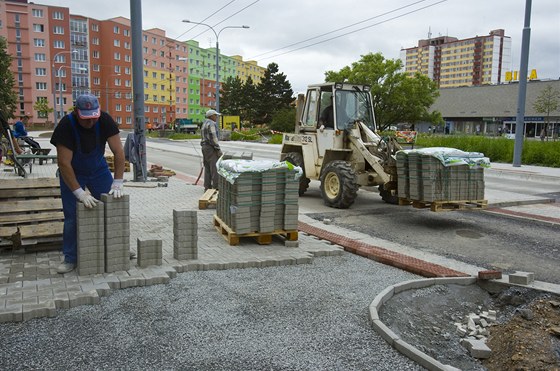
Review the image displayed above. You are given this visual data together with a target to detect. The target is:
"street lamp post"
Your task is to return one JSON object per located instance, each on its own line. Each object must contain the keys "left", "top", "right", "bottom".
{"left": 182, "top": 20, "right": 249, "bottom": 113}
{"left": 58, "top": 65, "right": 87, "bottom": 120}
{"left": 52, "top": 50, "right": 77, "bottom": 124}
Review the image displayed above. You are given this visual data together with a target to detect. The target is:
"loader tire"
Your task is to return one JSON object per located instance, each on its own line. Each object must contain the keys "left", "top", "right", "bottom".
{"left": 320, "top": 160, "right": 358, "bottom": 209}
{"left": 284, "top": 152, "right": 310, "bottom": 196}
{"left": 379, "top": 184, "right": 399, "bottom": 205}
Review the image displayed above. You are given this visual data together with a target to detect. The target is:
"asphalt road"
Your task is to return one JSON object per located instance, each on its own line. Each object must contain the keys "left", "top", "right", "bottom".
{"left": 142, "top": 136, "right": 560, "bottom": 284}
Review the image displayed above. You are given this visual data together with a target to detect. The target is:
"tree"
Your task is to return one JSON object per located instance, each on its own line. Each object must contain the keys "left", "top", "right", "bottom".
{"left": 533, "top": 85, "right": 560, "bottom": 141}
{"left": 255, "top": 63, "right": 293, "bottom": 125}
{"left": 240, "top": 76, "right": 258, "bottom": 125}
{"left": 0, "top": 37, "right": 18, "bottom": 120}
{"left": 269, "top": 107, "right": 296, "bottom": 133}
{"left": 324, "top": 52, "right": 440, "bottom": 130}
{"left": 33, "top": 98, "right": 54, "bottom": 123}
{"left": 221, "top": 76, "right": 244, "bottom": 116}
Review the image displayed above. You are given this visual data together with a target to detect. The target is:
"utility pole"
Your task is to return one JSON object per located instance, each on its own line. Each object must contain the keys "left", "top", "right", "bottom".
{"left": 130, "top": 0, "right": 147, "bottom": 181}
{"left": 513, "top": 0, "right": 532, "bottom": 167}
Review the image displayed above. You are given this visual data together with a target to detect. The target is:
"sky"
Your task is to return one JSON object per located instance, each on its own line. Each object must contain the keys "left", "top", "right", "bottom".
{"left": 35, "top": 0, "right": 560, "bottom": 94}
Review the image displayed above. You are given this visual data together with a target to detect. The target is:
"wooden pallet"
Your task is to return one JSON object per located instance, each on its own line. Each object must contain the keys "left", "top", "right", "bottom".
{"left": 399, "top": 198, "right": 488, "bottom": 212}
{"left": 199, "top": 189, "right": 218, "bottom": 209}
{"left": 213, "top": 215, "right": 298, "bottom": 246}
{"left": 0, "top": 178, "right": 64, "bottom": 250}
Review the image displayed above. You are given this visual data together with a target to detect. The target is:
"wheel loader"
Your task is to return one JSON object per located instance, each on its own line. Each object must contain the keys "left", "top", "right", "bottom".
{"left": 280, "top": 82, "right": 401, "bottom": 209}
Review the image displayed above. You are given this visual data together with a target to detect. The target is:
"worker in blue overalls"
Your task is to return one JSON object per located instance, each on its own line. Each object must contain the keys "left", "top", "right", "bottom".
{"left": 50, "top": 94, "right": 125, "bottom": 274}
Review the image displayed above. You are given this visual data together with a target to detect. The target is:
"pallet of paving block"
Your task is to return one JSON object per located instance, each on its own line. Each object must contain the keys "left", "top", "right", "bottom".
{"left": 400, "top": 198, "right": 488, "bottom": 212}
{"left": 213, "top": 215, "right": 298, "bottom": 246}
{"left": 199, "top": 188, "right": 219, "bottom": 209}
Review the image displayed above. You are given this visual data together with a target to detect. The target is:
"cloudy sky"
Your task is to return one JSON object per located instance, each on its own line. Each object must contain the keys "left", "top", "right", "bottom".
{"left": 37, "top": 0, "right": 560, "bottom": 93}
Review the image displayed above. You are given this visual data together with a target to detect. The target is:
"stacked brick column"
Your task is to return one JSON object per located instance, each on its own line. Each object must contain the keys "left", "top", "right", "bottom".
{"left": 77, "top": 202, "right": 105, "bottom": 276}
{"left": 76, "top": 194, "right": 130, "bottom": 275}
{"left": 101, "top": 194, "right": 130, "bottom": 272}
{"left": 137, "top": 239, "right": 163, "bottom": 267}
{"left": 173, "top": 209, "right": 198, "bottom": 260}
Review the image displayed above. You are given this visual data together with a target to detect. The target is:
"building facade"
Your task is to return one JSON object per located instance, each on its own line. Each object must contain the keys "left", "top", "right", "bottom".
{"left": 0, "top": 0, "right": 265, "bottom": 128}
{"left": 400, "top": 29, "right": 512, "bottom": 88}
{"left": 427, "top": 79, "right": 560, "bottom": 138}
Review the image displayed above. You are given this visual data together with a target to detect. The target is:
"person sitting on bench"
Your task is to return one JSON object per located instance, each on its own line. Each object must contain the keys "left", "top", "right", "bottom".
{"left": 13, "top": 118, "right": 41, "bottom": 150}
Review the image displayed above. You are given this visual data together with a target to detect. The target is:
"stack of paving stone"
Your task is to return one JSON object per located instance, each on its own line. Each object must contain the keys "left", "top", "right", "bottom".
{"left": 77, "top": 194, "right": 131, "bottom": 275}
{"left": 137, "top": 238, "right": 163, "bottom": 267}
{"left": 217, "top": 160, "right": 299, "bottom": 234}
{"left": 173, "top": 209, "right": 198, "bottom": 260}
{"left": 102, "top": 194, "right": 130, "bottom": 272}
{"left": 77, "top": 201, "right": 105, "bottom": 276}
{"left": 396, "top": 149, "right": 486, "bottom": 202}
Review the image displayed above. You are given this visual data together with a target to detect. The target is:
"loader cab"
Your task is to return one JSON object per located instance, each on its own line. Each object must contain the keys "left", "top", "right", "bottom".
{"left": 299, "top": 83, "right": 376, "bottom": 132}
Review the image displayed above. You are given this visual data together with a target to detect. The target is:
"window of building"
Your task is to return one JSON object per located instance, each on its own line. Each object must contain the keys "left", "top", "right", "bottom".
{"left": 53, "top": 26, "right": 64, "bottom": 34}
{"left": 161, "top": 96, "right": 165, "bottom": 102}
{"left": 151, "top": 61, "right": 157, "bottom": 67}
{"left": 124, "top": 29, "right": 129, "bottom": 36}
{"left": 115, "top": 65, "right": 121, "bottom": 73}
{"left": 152, "top": 95, "right": 157, "bottom": 101}
{"left": 125, "top": 80, "right": 131, "bottom": 87}
{"left": 32, "top": 9, "right": 44, "bottom": 17}
{"left": 92, "top": 23, "right": 99, "bottom": 32}
{"left": 33, "top": 24, "right": 44, "bottom": 32}
{"left": 53, "top": 11, "right": 64, "bottom": 20}
{"left": 53, "top": 40, "right": 65, "bottom": 49}
{"left": 35, "top": 68, "right": 47, "bottom": 76}
{"left": 115, "top": 91, "right": 121, "bottom": 98}
{"left": 114, "top": 40, "right": 120, "bottom": 47}
{"left": 34, "top": 53, "right": 46, "bottom": 62}
{"left": 152, "top": 37, "right": 156, "bottom": 44}
{"left": 144, "top": 94, "right": 149, "bottom": 101}
{"left": 124, "top": 54, "right": 130, "bottom": 62}
{"left": 124, "top": 42, "right": 130, "bottom": 49}
{"left": 160, "top": 51, "right": 165, "bottom": 57}
{"left": 153, "top": 106, "right": 158, "bottom": 113}
{"left": 124, "top": 67, "right": 131, "bottom": 75}
{"left": 92, "top": 50, "right": 99, "bottom": 59}
{"left": 143, "top": 34, "right": 148, "bottom": 42}
{"left": 115, "top": 104, "right": 122, "bottom": 111}
{"left": 152, "top": 83, "right": 157, "bottom": 90}
{"left": 160, "top": 85, "right": 166, "bottom": 91}
{"left": 114, "top": 26, "right": 120, "bottom": 34}
{"left": 33, "top": 38, "right": 45, "bottom": 47}
{"left": 115, "top": 78, "right": 121, "bottom": 86}
{"left": 114, "top": 52, "right": 121, "bottom": 60}
{"left": 36, "top": 82, "right": 47, "bottom": 90}
{"left": 92, "top": 37, "right": 99, "bottom": 45}
{"left": 126, "top": 104, "right": 132, "bottom": 112}
{"left": 126, "top": 116, "right": 132, "bottom": 125}
{"left": 160, "top": 62, "right": 165, "bottom": 68}
{"left": 93, "top": 64, "right": 100, "bottom": 72}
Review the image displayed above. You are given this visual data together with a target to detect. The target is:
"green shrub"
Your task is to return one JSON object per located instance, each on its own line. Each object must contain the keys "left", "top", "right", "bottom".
{"left": 415, "top": 135, "right": 560, "bottom": 167}
{"left": 268, "top": 133, "right": 283, "bottom": 144}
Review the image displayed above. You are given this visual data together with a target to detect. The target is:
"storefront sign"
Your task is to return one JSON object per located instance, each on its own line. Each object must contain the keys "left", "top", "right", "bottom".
{"left": 505, "top": 69, "right": 538, "bottom": 82}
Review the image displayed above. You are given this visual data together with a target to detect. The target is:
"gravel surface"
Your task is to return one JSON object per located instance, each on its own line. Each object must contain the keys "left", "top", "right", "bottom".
{"left": 0, "top": 254, "right": 423, "bottom": 371}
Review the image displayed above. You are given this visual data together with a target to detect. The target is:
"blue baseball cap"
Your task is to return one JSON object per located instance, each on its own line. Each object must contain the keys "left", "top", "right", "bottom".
{"left": 76, "top": 94, "right": 100, "bottom": 119}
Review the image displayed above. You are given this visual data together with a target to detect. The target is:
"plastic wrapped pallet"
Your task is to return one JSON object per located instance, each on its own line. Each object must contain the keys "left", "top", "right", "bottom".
{"left": 396, "top": 148, "right": 489, "bottom": 202}
{"left": 217, "top": 159, "right": 302, "bottom": 234}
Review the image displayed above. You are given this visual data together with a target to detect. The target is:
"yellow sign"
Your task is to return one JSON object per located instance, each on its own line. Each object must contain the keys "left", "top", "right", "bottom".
{"left": 505, "top": 69, "right": 538, "bottom": 82}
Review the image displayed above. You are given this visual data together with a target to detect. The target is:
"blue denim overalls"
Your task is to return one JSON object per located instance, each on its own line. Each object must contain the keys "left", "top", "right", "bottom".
{"left": 60, "top": 114, "right": 113, "bottom": 264}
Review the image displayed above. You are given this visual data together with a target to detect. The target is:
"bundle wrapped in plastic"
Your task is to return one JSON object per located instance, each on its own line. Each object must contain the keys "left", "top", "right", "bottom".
{"left": 400, "top": 147, "right": 490, "bottom": 168}
{"left": 217, "top": 158, "right": 302, "bottom": 184}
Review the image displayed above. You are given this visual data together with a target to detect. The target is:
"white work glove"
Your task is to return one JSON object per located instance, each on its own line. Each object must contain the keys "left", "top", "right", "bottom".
{"left": 319, "top": 125, "right": 325, "bottom": 132}
{"left": 108, "top": 179, "right": 124, "bottom": 198}
{"left": 73, "top": 188, "right": 99, "bottom": 208}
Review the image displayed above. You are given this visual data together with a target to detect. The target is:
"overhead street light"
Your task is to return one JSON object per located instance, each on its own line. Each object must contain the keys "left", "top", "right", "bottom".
{"left": 58, "top": 65, "right": 87, "bottom": 120}
{"left": 182, "top": 20, "right": 249, "bottom": 113}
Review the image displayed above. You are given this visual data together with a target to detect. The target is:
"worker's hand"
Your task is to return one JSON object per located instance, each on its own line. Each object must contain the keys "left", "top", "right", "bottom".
{"left": 108, "top": 179, "right": 124, "bottom": 198}
{"left": 73, "top": 188, "right": 99, "bottom": 208}
{"left": 319, "top": 125, "right": 325, "bottom": 132}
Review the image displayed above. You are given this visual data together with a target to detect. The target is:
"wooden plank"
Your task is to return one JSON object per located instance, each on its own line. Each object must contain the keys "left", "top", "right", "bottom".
{"left": 0, "top": 178, "right": 59, "bottom": 190}
{"left": 0, "top": 188, "right": 60, "bottom": 199}
{"left": 199, "top": 189, "right": 219, "bottom": 210}
{"left": 0, "top": 199, "right": 62, "bottom": 214}
{"left": 0, "top": 211, "right": 64, "bottom": 225}
{"left": 0, "top": 221, "right": 63, "bottom": 240}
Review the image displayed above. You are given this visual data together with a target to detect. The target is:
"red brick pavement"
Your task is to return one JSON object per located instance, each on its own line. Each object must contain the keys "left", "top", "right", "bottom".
{"left": 298, "top": 221, "right": 469, "bottom": 278}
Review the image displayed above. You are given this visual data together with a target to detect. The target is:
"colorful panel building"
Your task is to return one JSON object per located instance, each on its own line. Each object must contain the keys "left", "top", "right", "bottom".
{"left": 0, "top": 0, "right": 265, "bottom": 129}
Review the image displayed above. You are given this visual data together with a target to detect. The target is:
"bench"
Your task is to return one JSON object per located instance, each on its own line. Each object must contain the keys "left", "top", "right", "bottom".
{"left": 0, "top": 178, "right": 64, "bottom": 251}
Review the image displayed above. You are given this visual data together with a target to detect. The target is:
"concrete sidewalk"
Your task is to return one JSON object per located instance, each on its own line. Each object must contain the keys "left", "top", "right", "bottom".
{"left": 0, "top": 134, "right": 558, "bottom": 322}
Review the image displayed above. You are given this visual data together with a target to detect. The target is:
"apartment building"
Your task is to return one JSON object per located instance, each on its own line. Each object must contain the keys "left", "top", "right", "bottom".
{"left": 400, "top": 29, "right": 512, "bottom": 88}
{"left": 0, "top": 0, "right": 265, "bottom": 128}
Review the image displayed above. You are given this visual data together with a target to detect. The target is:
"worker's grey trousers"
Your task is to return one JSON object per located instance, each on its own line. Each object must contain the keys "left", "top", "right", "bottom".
{"left": 201, "top": 144, "right": 219, "bottom": 190}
